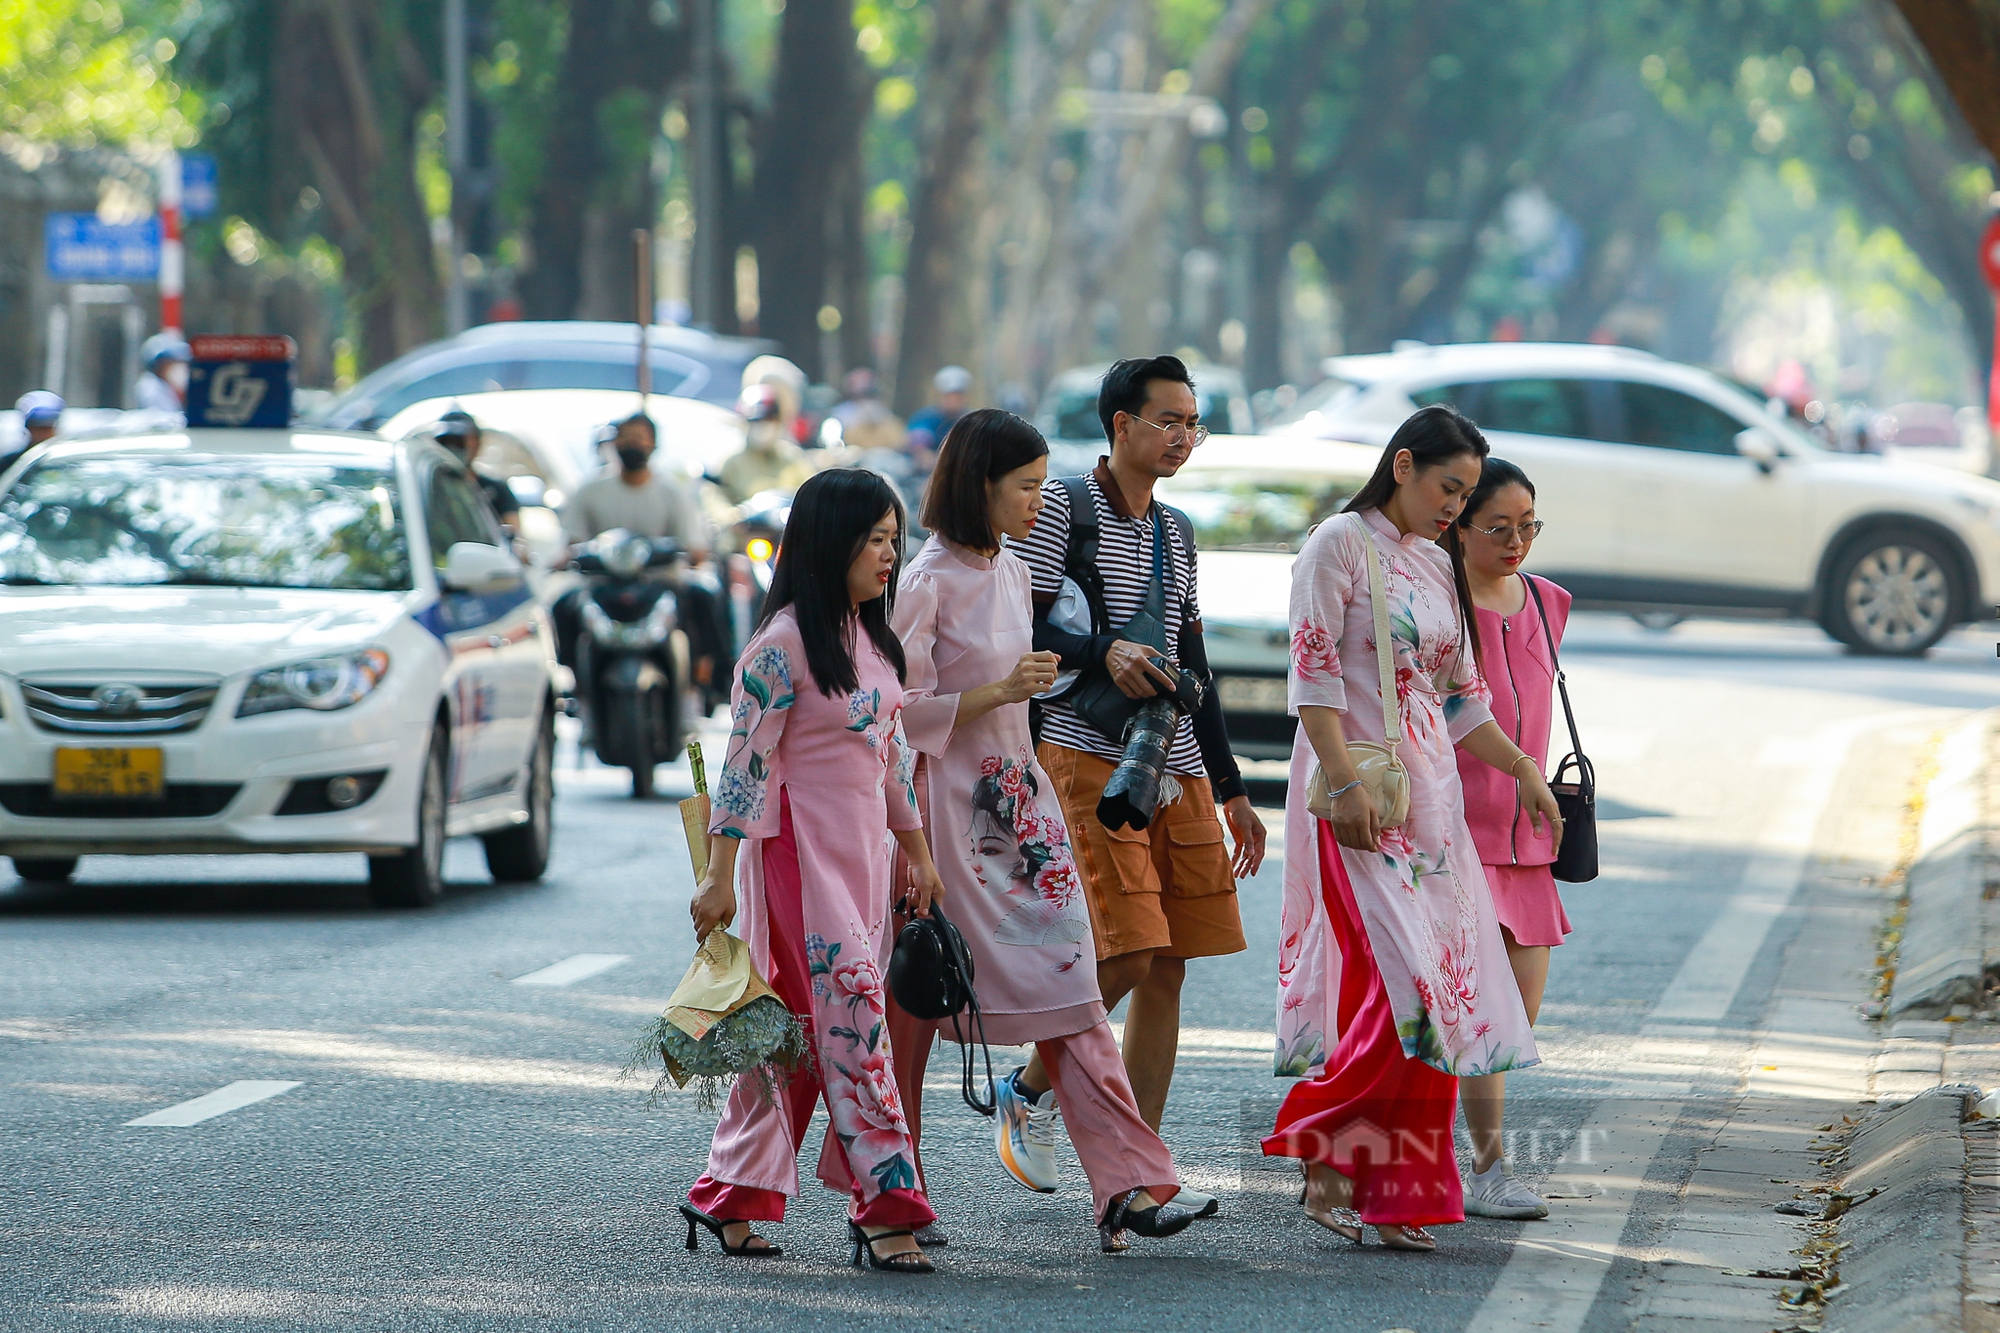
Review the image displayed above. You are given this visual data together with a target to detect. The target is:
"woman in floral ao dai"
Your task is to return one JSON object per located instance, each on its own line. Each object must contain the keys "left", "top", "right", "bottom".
{"left": 1262, "top": 407, "right": 1562, "bottom": 1252}
{"left": 685, "top": 469, "right": 950, "bottom": 1275}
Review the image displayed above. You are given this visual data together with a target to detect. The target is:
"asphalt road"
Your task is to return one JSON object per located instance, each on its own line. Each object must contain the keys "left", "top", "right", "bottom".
{"left": 3, "top": 614, "right": 1996, "bottom": 1333}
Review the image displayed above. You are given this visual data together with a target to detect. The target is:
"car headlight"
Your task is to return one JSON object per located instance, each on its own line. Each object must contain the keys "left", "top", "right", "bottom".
{"left": 237, "top": 648, "right": 391, "bottom": 717}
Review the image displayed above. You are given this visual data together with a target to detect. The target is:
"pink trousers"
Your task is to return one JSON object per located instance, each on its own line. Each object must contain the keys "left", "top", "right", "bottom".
{"left": 686, "top": 803, "right": 933, "bottom": 1229}
{"left": 877, "top": 1000, "right": 1180, "bottom": 1223}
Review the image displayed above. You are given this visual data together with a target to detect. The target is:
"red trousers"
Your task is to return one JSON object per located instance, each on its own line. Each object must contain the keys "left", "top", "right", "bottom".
{"left": 686, "top": 799, "right": 933, "bottom": 1228}
{"left": 1261, "top": 821, "right": 1464, "bottom": 1228}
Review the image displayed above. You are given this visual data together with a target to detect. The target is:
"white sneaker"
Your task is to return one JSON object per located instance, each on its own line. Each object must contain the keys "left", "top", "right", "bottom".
{"left": 993, "top": 1069, "right": 1062, "bottom": 1193}
{"left": 1463, "top": 1162, "right": 1548, "bottom": 1219}
{"left": 1173, "top": 1189, "right": 1220, "bottom": 1218}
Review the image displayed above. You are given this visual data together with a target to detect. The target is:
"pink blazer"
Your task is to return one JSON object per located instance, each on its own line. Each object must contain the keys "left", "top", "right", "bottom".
{"left": 1456, "top": 574, "right": 1571, "bottom": 868}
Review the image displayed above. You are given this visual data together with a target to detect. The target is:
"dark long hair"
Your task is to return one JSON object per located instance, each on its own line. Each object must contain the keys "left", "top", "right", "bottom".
{"left": 1343, "top": 404, "right": 1490, "bottom": 667}
{"left": 921, "top": 408, "right": 1050, "bottom": 548}
{"left": 761, "top": 468, "right": 908, "bottom": 696}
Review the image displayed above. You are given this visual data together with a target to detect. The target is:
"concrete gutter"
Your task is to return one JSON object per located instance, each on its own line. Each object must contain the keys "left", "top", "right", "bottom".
{"left": 1888, "top": 716, "right": 1993, "bottom": 1020}
{"left": 1823, "top": 1086, "right": 1976, "bottom": 1333}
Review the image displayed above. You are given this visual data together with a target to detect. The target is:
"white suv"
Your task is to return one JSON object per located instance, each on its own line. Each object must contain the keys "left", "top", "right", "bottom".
{"left": 1276, "top": 342, "right": 2000, "bottom": 655}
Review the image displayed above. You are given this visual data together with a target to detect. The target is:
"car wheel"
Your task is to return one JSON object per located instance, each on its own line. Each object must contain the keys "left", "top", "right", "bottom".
{"left": 483, "top": 710, "right": 554, "bottom": 883}
{"left": 369, "top": 729, "right": 448, "bottom": 908}
{"left": 1631, "top": 611, "right": 1684, "bottom": 632}
{"left": 12, "top": 857, "right": 77, "bottom": 884}
{"left": 1823, "top": 529, "right": 1960, "bottom": 656}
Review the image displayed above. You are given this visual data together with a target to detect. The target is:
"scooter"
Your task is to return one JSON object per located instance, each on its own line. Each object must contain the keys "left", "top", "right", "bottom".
{"left": 572, "top": 531, "right": 689, "bottom": 798}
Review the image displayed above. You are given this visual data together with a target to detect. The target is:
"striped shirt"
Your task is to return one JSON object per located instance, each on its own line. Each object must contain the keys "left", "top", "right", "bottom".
{"left": 1014, "top": 465, "right": 1206, "bottom": 775}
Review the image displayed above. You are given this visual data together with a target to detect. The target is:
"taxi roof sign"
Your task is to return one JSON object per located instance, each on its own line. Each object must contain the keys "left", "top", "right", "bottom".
{"left": 186, "top": 335, "right": 296, "bottom": 428}
{"left": 189, "top": 334, "right": 296, "bottom": 362}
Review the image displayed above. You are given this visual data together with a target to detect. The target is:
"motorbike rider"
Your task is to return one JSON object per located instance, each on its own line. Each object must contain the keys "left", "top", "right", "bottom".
{"left": 828, "top": 367, "right": 904, "bottom": 451}
{"left": 557, "top": 413, "right": 728, "bottom": 703}
{"left": 718, "top": 385, "right": 815, "bottom": 505}
{"left": 4, "top": 391, "right": 63, "bottom": 473}
{"left": 135, "top": 334, "right": 190, "bottom": 415}
{"left": 434, "top": 409, "right": 521, "bottom": 536}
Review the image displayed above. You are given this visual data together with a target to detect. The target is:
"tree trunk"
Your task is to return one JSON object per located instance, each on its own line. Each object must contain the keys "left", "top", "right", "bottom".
{"left": 519, "top": 1, "right": 683, "bottom": 321}
{"left": 277, "top": 0, "right": 440, "bottom": 370}
{"left": 893, "top": 0, "right": 1014, "bottom": 415}
{"left": 754, "top": 0, "right": 868, "bottom": 380}
{"left": 1892, "top": 0, "right": 2000, "bottom": 163}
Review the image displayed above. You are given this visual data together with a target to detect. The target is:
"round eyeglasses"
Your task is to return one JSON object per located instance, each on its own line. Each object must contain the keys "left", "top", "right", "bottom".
{"left": 1127, "top": 414, "right": 1209, "bottom": 448}
{"left": 1468, "top": 520, "right": 1545, "bottom": 543}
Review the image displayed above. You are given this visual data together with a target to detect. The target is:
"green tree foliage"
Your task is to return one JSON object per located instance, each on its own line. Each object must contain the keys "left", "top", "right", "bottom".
{"left": 0, "top": 0, "right": 199, "bottom": 148}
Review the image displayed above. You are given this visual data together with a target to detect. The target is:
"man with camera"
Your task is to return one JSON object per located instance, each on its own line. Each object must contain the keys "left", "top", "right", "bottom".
{"left": 1004, "top": 356, "right": 1267, "bottom": 1206}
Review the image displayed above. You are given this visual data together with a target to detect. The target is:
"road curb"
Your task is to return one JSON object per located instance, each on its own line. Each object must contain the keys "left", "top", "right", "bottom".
{"left": 1824, "top": 1086, "right": 1976, "bottom": 1333}
{"left": 1888, "top": 714, "right": 1994, "bottom": 1020}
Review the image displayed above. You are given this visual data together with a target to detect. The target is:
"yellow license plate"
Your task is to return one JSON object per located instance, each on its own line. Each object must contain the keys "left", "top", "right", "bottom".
{"left": 53, "top": 747, "right": 165, "bottom": 800}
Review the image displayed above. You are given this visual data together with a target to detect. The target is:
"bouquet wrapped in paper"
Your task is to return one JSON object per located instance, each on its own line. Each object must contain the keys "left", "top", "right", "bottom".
{"left": 625, "top": 742, "right": 805, "bottom": 1109}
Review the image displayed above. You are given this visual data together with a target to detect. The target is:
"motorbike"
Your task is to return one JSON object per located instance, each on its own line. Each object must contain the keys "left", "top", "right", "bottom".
{"left": 571, "top": 530, "right": 690, "bottom": 798}
{"left": 724, "top": 487, "right": 791, "bottom": 646}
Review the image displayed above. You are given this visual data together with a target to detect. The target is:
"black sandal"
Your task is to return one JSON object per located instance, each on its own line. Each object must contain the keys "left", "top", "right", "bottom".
{"left": 1099, "top": 1188, "right": 1198, "bottom": 1244}
{"left": 679, "top": 1203, "right": 783, "bottom": 1257}
{"left": 847, "top": 1222, "right": 935, "bottom": 1274}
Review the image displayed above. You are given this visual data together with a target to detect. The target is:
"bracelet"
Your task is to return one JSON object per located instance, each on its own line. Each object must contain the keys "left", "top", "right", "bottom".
{"left": 1323, "top": 778, "right": 1364, "bottom": 801}
{"left": 1509, "top": 754, "right": 1540, "bottom": 777}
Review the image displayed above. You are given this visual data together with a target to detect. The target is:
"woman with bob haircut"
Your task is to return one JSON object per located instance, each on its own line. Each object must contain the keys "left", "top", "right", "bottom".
{"left": 1263, "top": 405, "right": 1560, "bottom": 1252}
{"left": 889, "top": 408, "right": 1208, "bottom": 1252}
{"left": 1452, "top": 456, "right": 1571, "bottom": 1221}
{"left": 684, "top": 467, "right": 950, "bottom": 1275}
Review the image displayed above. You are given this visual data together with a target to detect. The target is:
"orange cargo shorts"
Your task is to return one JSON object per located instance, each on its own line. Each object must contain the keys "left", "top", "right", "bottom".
{"left": 1037, "top": 742, "right": 1247, "bottom": 963}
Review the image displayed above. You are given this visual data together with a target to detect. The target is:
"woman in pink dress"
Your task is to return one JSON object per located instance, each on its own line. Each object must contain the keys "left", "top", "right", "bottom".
{"left": 888, "top": 409, "right": 1204, "bottom": 1252}
{"left": 1453, "top": 457, "right": 1571, "bottom": 1220}
{"left": 1262, "top": 406, "right": 1561, "bottom": 1251}
{"left": 684, "top": 467, "right": 950, "bottom": 1275}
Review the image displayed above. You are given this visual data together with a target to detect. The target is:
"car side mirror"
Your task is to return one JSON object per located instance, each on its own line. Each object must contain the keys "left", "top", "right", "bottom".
{"left": 1736, "top": 428, "right": 1780, "bottom": 473}
{"left": 443, "top": 541, "right": 524, "bottom": 593}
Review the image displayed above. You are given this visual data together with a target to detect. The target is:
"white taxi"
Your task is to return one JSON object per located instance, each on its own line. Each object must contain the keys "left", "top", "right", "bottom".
{"left": 0, "top": 426, "right": 560, "bottom": 906}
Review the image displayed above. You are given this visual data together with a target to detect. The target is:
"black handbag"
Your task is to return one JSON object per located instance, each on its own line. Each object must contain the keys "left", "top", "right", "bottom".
{"left": 1524, "top": 576, "right": 1598, "bottom": 883}
{"left": 887, "top": 901, "right": 996, "bottom": 1116}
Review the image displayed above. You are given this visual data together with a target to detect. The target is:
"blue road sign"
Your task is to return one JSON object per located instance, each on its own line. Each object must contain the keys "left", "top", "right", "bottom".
{"left": 45, "top": 213, "right": 161, "bottom": 282}
{"left": 181, "top": 154, "right": 218, "bottom": 218}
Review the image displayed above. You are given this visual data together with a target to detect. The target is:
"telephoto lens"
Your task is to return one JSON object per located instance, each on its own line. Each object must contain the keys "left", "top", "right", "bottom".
{"left": 1096, "top": 697, "right": 1178, "bottom": 831}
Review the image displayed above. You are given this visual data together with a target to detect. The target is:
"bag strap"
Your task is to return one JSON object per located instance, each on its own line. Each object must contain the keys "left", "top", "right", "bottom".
{"left": 1347, "top": 513, "right": 1401, "bottom": 754}
{"left": 1523, "top": 575, "right": 1586, "bottom": 766}
{"left": 930, "top": 903, "right": 995, "bottom": 1116}
{"left": 1059, "top": 475, "right": 1108, "bottom": 633}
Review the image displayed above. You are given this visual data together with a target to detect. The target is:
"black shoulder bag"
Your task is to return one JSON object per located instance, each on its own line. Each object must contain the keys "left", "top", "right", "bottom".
{"left": 1524, "top": 576, "right": 1598, "bottom": 883}
{"left": 887, "top": 902, "right": 996, "bottom": 1116}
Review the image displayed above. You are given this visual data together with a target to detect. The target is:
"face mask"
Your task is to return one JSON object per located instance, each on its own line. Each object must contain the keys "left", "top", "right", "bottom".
{"left": 616, "top": 446, "right": 652, "bottom": 472}
{"left": 164, "top": 362, "right": 189, "bottom": 392}
{"left": 747, "top": 421, "right": 780, "bottom": 452}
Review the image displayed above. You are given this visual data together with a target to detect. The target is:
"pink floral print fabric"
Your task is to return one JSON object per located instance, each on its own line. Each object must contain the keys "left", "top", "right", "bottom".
{"left": 1273, "top": 510, "right": 1538, "bottom": 1079}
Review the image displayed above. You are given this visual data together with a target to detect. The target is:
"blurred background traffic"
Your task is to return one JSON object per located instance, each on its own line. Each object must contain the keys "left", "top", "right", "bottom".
{"left": 1, "top": 0, "right": 1995, "bottom": 471}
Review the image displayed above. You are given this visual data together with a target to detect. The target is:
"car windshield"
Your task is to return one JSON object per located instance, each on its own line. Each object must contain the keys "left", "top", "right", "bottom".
{"left": 0, "top": 454, "right": 412, "bottom": 590}
{"left": 1159, "top": 470, "right": 1360, "bottom": 552}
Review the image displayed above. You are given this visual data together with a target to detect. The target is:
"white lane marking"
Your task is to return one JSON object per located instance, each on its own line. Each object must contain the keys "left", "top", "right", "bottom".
{"left": 1642, "top": 724, "right": 1858, "bottom": 1032}
{"left": 510, "top": 953, "right": 630, "bottom": 987}
{"left": 1467, "top": 720, "right": 1862, "bottom": 1333}
{"left": 125, "top": 1080, "right": 302, "bottom": 1127}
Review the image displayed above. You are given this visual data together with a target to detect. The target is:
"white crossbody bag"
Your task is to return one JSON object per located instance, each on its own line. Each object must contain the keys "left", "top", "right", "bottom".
{"left": 1305, "top": 513, "right": 1412, "bottom": 827}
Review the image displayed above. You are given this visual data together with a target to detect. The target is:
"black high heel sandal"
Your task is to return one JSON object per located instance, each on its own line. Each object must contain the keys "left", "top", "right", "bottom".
{"left": 1098, "top": 1187, "right": 1198, "bottom": 1250}
{"left": 847, "top": 1221, "right": 935, "bottom": 1274}
{"left": 679, "top": 1203, "right": 783, "bottom": 1257}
